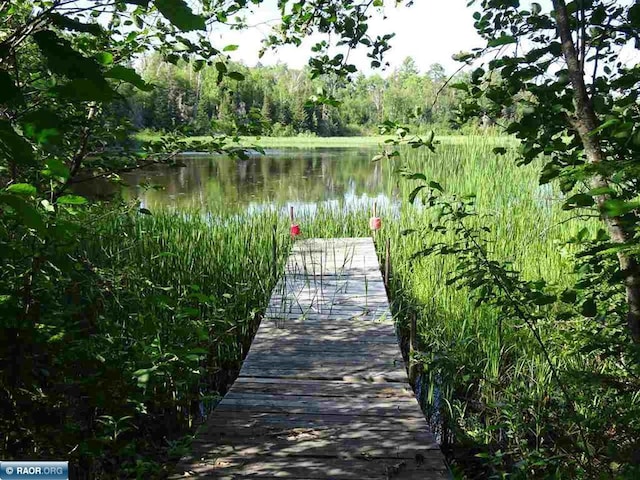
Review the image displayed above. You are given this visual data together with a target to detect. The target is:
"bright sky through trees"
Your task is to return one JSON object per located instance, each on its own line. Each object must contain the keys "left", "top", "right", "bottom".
{"left": 214, "top": 0, "right": 638, "bottom": 75}
{"left": 215, "top": 0, "right": 483, "bottom": 75}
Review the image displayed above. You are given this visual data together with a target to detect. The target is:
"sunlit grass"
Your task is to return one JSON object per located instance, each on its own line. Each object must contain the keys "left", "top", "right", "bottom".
{"left": 134, "top": 132, "right": 516, "bottom": 149}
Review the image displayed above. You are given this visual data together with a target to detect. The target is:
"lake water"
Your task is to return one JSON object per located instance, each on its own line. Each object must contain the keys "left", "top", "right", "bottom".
{"left": 82, "top": 147, "right": 400, "bottom": 215}
{"left": 79, "top": 141, "right": 551, "bottom": 222}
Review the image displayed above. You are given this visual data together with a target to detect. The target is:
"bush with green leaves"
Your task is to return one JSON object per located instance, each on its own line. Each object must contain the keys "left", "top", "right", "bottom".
{"left": 371, "top": 1, "right": 640, "bottom": 476}
{"left": 394, "top": 178, "right": 639, "bottom": 477}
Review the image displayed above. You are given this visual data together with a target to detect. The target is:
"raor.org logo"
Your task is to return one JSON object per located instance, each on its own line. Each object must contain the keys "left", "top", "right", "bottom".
{"left": 0, "top": 461, "right": 68, "bottom": 480}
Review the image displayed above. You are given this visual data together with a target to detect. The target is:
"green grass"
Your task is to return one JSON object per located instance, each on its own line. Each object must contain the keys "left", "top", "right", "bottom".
{"left": 73, "top": 209, "right": 293, "bottom": 476}
{"left": 134, "top": 131, "right": 516, "bottom": 149}
{"left": 89, "top": 209, "right": 291, "bottom": 386}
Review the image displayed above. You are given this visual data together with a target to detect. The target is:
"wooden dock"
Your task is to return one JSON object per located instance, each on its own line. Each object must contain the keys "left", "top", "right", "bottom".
{"left": 171, "top": 238, "right": 448, "bottom": 479}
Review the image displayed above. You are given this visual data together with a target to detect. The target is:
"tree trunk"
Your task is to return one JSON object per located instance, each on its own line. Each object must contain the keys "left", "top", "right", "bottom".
{"left": 193, "top": 70, "right": 202, "bottom": 120}
{"left": 553, "top": 0, "right": 640, "bottom": 342}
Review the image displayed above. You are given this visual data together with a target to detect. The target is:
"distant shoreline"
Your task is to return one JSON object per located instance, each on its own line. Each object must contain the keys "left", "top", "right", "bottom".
{"left": 134, "top": 133, "right": 517, "bottom": 150}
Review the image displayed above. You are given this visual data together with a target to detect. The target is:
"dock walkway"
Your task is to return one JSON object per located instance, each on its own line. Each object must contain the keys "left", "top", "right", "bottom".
{"left": 171, "top": 238, "right": 448, "bottom": 479}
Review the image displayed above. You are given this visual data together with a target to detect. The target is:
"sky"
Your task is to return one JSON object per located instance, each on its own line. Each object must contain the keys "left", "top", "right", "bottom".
{"left": 211, "top": 1, "right": 485, "bottom": 76}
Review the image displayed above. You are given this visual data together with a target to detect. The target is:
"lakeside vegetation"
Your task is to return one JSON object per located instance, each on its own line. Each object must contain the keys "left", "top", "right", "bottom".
{"left": 62, "top": 133, "right": 635, "bottom": 477}
{"left": 4, "top": 207, "right": 290, "bottom": 477}
{"left": 70, "top": 136, "right": 629, "bottom": 477}
{"left": 135, "top": 132, "right": 513, "bottom": 148}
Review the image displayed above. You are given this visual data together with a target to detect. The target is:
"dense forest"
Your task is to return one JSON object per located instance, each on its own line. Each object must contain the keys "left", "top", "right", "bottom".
{"left": 121, "top": 56, "right": 465, "bottom": 136}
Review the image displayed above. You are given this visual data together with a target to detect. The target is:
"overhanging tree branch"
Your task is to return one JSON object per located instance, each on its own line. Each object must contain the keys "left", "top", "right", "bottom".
{"left": 552, "top": 0, "right": 640, "bottom": 343}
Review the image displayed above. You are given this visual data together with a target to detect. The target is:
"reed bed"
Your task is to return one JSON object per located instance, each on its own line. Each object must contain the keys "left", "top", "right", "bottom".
{"left": 135, "top": 132, "right": 516, "bottom": 149}
{"left": 87, "top": 134, "right": 606, "bottom": 476}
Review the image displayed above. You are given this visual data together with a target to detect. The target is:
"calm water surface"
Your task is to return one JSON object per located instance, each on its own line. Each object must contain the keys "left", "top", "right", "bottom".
{"left": 85, "top": 147, "right": 400, "bottom": 215}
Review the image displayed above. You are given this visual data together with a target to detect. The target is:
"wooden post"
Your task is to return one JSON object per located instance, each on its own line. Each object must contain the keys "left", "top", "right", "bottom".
{"left": 409, "top": 314, "right": 418, "bottom": 384}
{"left": 272, "top": 224, "right": 277, "bottom": 281}
{"left": 372, "top": 201, "right": 377, "bottom": 241}
{"left": 384, "top": 237, "right": 390, "bottom": 288}
{"left": 289, "top": 205, "right": 294, "bottom": 223}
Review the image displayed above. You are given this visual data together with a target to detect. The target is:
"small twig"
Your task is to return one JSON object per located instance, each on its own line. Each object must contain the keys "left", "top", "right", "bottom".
{"left": 538, "top": 214, "right": 599, "bottom": 237}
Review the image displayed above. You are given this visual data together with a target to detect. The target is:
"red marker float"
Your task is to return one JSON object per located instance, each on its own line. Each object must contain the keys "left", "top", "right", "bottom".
{"left": 370, "top": 201, "right": 382, "bottom": 231}
{"left": 290, "top": 206, "right": 301, "bottom": 237}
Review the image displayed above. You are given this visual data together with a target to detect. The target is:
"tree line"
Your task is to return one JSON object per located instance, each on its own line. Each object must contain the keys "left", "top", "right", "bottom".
{"left": 122, "top": 55, "right": 464, "bottom": 136}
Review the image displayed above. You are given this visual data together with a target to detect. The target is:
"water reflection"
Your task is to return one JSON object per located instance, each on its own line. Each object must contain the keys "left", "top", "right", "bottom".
{"left": 84, "top": 148, "right": 397, "bottom": 214}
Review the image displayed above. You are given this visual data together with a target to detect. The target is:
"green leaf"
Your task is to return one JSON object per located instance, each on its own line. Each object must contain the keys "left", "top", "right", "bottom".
{"left": 48, "top": 13, "right": 103, "bottom": 36}
{"left": 132, "top": 366, "right": 157, "bottom": 388}
{"left": 539, "top": 162, "right": 561, "bottom": 185}
{"left": 587, "top": 186, "right": 616, "bottom": 197}
{"left": 591, "top": 117, "right": 619, "bottom": 135}
{"left": 559, "top": 176, "right": 576, "bottom": 194}
{"left": 95, "top": 52, "right": 114, "bottom": 65}
{"left": 629, "top": 3, "right": 640, "bottom": 27}
{"left": 0, "top": 70, "right": 22, "bottom": 104}
{"left": 228, "top": 71, "right": 245, "bottom": 81}
{"left": 409, "top": 185, "right": 426, "bottom": 204}
{"left": 223, "top": 44, "right": 239, "bottom": 51}
{"left": 488, "top": 35, "right": 517, "bottom": 47}
{"left": 573, "top": 227, "right": 589, "bottom": 243}
{"left": 105, "top": 65, "right": 153, "bottom": 91}
{"left": 154, "top": 0, "right": 206, "bottom": 31}
{"left": 0, "top": 120, "right": 35, "bottom": 166}
{"left": 429, "top": 181, "right": 444, "bottom": 192}
{"left": 600, "top": 199, "right": 640, "bottom": 217}
{"left": 21, "top": 109, "right": 62, "bottom": 144}
{"left": 133, "top": 366, "right": 157, "bottom": 377}
{"left": 532, "top": 293, "right": 556, "bottom": 306}
{"left": 42, "top": 159, "right": 70, "bottom": 180}
{"left": 563, "top": 193, "right": 595, "bottom": 210}
{"left": 0, "top": 194, "right": 46, "bottom": 234}
{"left": 449, "top": 82, "right": 469, "bottom": 91}
{"left": 581, "top": 298, "right": 597, "bottom": 318}
{"left": 6, "top": 183, "right": 36, "bottom": 196}
{"left": 57, "top": 195, "right": 87, "bottom": 205}
{"left": 402, "top": 172, "right": 426, "bottom": 180}
{"left": 33, "top": 30, "right": 104, "bottom": 81}
{"left": 55, "top": 78, "right": 116, "bottom": 102}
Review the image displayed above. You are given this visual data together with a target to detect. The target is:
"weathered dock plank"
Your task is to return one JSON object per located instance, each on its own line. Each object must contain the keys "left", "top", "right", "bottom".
{"left": 170, "top": 238, "right": 448, "bottom": 479}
